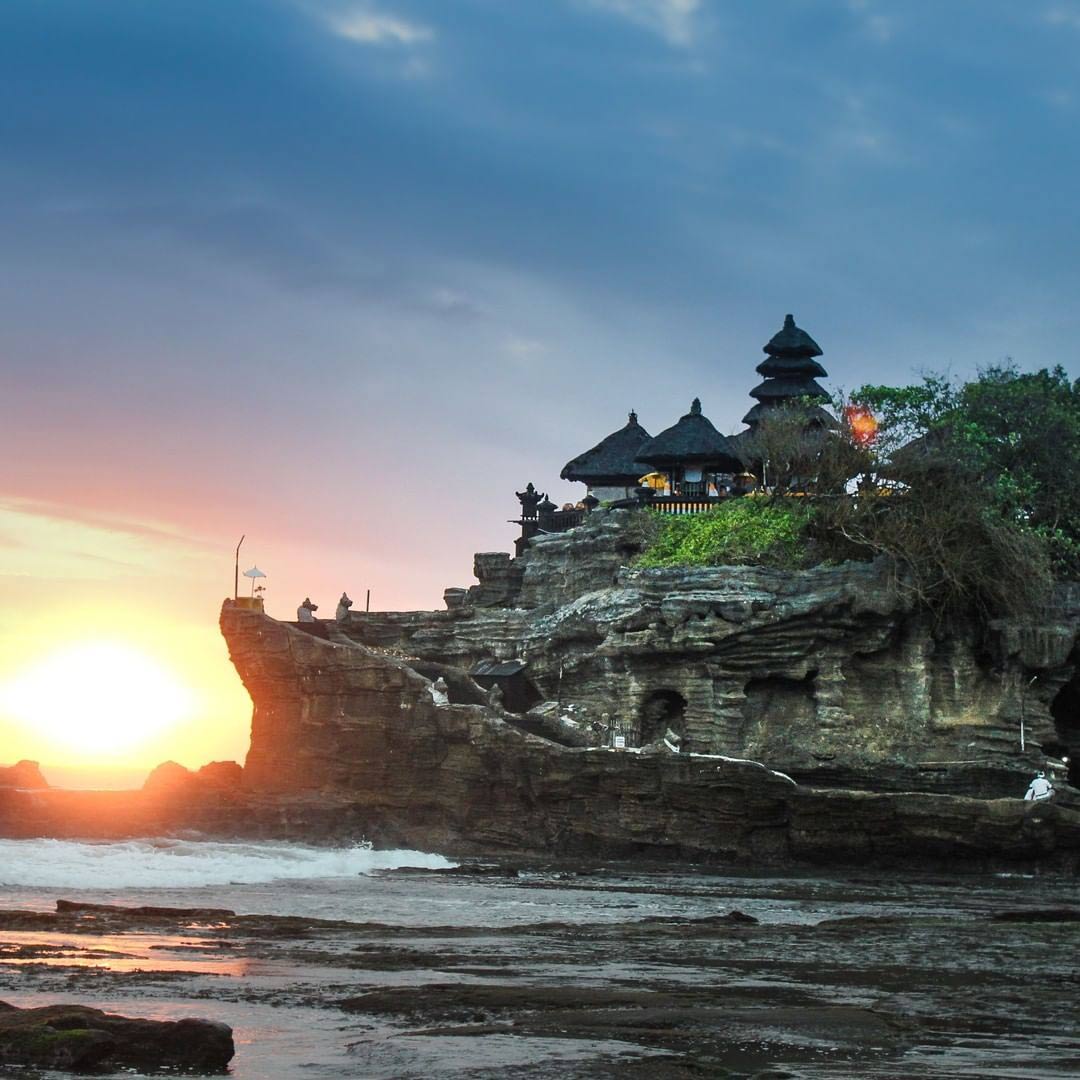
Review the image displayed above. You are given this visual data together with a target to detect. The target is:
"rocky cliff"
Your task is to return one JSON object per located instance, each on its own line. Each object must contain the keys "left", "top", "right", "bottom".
{"left": 217, "top": 602, "right": 1080, "bottom": 869}
{"left": 6, "top": 510, "right": 1077, "bottom": 868}
{"left": 324, "top": 512, "right": 1080, "bottom": 796}
{"left": 210, "top": 510, "right": 1080, "bottom": 867}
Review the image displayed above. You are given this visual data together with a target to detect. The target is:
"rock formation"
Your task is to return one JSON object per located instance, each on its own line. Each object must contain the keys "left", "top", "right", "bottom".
{"left": 0, "top": 761, "right": 48, "bottom": 789}
{"left": 213, "top": 511, "right": 1080, "bottom": 868}
{"left": 300, "top": 511, "right": 1080, "bottom": 795}
{"left": 3, "top": 510, "right": 1078, "bottom": 868}
{"left": 0, "top": 1002, "right": 233, "bottom": 1072}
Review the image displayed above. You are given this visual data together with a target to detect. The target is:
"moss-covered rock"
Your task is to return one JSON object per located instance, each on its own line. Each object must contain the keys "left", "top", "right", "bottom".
{"left": 0, "top": 1001, "right": 234, "bottom": 1072}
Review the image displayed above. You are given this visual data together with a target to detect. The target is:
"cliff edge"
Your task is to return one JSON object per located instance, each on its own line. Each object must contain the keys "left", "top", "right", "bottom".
{"left": 215, "top": 513, "right": 1080, "bottom": 867}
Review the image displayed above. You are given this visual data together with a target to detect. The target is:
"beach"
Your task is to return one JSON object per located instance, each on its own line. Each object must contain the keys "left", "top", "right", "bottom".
{"left": 1, "top": 838, "right": 1078, "bottom": 1078}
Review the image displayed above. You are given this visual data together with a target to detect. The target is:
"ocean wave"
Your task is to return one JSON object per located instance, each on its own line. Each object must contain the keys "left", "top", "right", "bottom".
{"left": 0, "top": 838, "right": 455, "bottom": 888}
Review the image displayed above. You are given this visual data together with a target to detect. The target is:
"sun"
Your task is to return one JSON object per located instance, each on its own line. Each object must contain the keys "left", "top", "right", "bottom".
{"left": 0, "top": 641, "right": 196, "bottom": 757}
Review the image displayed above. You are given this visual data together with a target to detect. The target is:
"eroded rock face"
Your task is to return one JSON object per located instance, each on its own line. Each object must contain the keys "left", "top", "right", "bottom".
{"left": 218, "top": 603, "right": 1080, "bottom": 869}
{"left": 328, "top": 513, "right": 1080, "bottom": 796}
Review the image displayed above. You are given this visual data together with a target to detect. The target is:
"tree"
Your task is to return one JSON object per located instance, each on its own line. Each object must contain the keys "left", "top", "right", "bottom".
{"left": 853, "top": 365, "right": 1080, "bottom": 577}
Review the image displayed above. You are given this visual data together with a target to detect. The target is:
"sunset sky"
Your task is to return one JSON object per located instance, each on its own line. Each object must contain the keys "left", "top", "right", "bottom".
{"left": 3, "top": 0, "right": 1080, "bottom": 783}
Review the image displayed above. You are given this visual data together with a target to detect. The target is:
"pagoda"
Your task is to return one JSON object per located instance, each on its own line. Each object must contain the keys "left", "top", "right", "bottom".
{"left": 742, "top": 313, "right": 832, "bottom": 428}
{"left": 635, "top": 398, "right": 742, "bottom": 498}
{"left": 560, "top": 410, "right": 652, "bottom": 502}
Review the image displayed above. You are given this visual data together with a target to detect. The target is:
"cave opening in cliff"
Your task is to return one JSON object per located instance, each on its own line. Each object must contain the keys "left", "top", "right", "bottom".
{"left": 640, "top": 690, "right": 687, "bottom": 747}
{"left": 1049, "top": 677, "right": 1080, "bottom": 786}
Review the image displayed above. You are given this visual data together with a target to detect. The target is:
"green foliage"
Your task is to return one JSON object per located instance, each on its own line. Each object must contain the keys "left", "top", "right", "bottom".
{"left": 632, "top": 363, "right": 1077, "bottom": 621}
{"left": 855, "top": 364, "right": 1080, "bottom": 578}
{"left": 637, "top": 498, "right": 814, "bottom": 569}
{"left": 852, "top": 374, "right": 958, "bottom": 455}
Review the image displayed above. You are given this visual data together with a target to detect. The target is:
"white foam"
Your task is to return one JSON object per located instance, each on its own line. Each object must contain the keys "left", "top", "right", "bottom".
{"left": 0, "top": 838, "right": 454, "bottom": 889}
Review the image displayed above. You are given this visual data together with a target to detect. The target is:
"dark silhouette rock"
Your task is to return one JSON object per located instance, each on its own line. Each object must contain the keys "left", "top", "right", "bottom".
{"left": 143, "top": 760, "right": 242, "bottom": 794}
{"left": 0, "top": 761, "right": 48, "bottom": 789}
{"left": 196, "top": 760, "right": 244, "bottom": 788}
{"left": 0, "top": 1002, "right": 233, "bottom": 1072}
{"left": 142, "top": 760, "right": 194, "bottom": 792}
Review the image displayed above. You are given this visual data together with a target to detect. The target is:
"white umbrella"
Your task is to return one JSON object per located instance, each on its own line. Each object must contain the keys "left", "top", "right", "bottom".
{"left": 242, "top": 566, "right": 267, "bottom": 596}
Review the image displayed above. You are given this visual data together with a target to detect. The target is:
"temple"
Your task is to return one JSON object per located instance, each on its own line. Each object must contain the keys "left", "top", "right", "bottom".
{"left": 559, "top": 410, "right": 652, "bottom": 502}
{"left": 743, "top": 313, "right": 832, "bottom": 428}
{"left": 634, "top": 398, "right": 743, "bottom": 502}
{"left": 547, "top": 314, "right": 830, "bottom": 536}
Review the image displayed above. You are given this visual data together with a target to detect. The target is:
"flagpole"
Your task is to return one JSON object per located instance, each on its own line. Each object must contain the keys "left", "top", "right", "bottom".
{"left": 234, "top": 535, "right": 245, "bottom": 600}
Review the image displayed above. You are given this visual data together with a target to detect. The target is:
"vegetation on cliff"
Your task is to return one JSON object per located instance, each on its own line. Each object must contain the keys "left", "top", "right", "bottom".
{"left": 638, "top": 365, "right": 1080, "bottom": 622}
{"left": 636, "top": 499, "right": 814, "bottom": 569}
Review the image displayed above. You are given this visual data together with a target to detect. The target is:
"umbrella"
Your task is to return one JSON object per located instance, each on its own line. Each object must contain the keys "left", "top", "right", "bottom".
{"left": 242, "top": 566, "right": 267, "bottom": 596}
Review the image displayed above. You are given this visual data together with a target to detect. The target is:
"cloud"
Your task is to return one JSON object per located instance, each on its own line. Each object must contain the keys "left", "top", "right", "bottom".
{"left": 502, "top": 335, "right": 547, "bottom": 365}
{"left": 847, "top": 0, "right": 896, "bottom": 43}
{"left": 1044, "top": 5, "right": 1080, "bottom": 30}
{"left": 1042, "top": 88, "right": 1074, "bottom": 109}
{"left": 325, "top": 6, "right": 433, "bottom": 46}
{"left": 581, "top": 0, "right": 703, "bottom": 47}
{"left": 0, "top": 499, "right": 214, "bottom": 583}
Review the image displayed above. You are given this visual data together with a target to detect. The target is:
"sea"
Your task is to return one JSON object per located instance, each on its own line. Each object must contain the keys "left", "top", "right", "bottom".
{"left": 1, "top": 838, "right": 1078, "bottom": 1079}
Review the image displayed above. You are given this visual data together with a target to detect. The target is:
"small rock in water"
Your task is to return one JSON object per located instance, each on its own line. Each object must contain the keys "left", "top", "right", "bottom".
{"left": 0, "top": 1002, "right": 234, "bottom": 1072}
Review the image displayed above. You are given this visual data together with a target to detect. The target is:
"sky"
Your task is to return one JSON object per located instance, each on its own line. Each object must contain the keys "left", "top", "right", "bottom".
{"left": 3, "top": 0, "right": 1080, "bottom": 782}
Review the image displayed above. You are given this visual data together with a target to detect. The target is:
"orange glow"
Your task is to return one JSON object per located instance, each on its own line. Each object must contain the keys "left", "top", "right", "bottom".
{"left": 0, "top": 642, "right": 197, "bottom": 759}
{"left": 845, "top": 404, "right": 879, "bottom": 447}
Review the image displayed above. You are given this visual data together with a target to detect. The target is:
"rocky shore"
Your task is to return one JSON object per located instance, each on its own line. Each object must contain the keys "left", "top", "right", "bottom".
{"left": 1, "top": 867, "right": 1078, "bottom": 1078}
{"left": 4, "top": 512, "right": 1079, "bottom": 871}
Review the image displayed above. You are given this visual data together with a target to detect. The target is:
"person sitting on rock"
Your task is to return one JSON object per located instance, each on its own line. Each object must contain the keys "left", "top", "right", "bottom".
{"left": 430, "top": 677, "right": 450, "bottom": 707}
{"left": 1024, "top": 771, "right": 1054, "bottom": 801}
{"left": 297, "top": 597, "right": 318, "bottom": 623}
{"left": 336, "top": 592, "right": 353, "bottom": 622}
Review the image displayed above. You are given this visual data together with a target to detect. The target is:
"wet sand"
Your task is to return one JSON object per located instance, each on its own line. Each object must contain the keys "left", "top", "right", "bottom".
{"left": 1, "top": 865, "right": 1078, "bottom": 1078}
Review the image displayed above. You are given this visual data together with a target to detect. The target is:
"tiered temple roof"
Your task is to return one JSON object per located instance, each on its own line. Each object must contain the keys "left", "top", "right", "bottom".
{"left": 560, "top": 410, "right": 652, "bottom": 487}
{"left": 636, "top": 398, "right": 741, "bottom": 472}
{"left": 743, "top": 314, "right": 832, "bottom": 427}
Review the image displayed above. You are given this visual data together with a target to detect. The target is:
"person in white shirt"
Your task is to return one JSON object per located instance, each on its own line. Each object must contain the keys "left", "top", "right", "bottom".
{"left": 430, "top": 677, "right": 450, "bottom": 707}
{"left": 1024, "top": 771, "right": 1053, "bottom": 801}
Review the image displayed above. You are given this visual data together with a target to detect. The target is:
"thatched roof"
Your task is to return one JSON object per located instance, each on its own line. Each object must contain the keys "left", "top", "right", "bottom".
{"left": 749, "top": 377, "right": 830, "bottom": 402}
{"left": 744, "top": 314, "right": 831, "bottom": 429}
{"left": 561, "top": 410, "right": 652, "bottom": 485}
{"left": 741, "top": 402, "right": 835, "bottom": 427}
{"left": 636, "top": 399, "right": 742, "bottom": 470}
{"left": 763, "top": 313, "right": 822, "bottom": 358}
{"left": 756, "top": 354, "right": 828, "bottom": 378}
{"left": 879, "top": 429, "right": 954, "bottom": 479}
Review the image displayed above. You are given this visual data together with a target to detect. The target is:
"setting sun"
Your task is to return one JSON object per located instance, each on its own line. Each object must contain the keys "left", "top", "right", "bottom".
{"left": 0, "top": 642, "right": 197, "bottom": 758}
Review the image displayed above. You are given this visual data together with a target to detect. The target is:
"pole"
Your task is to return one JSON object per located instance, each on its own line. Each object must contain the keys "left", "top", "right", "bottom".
{"left": 234, "top": 535, "right": 245, "bottom": 600}
{"left": 365, "top": 588, "right": 371, "bottom": 612}
{"left": 1021, "top": 674, "right": 1038, "bottom": 753}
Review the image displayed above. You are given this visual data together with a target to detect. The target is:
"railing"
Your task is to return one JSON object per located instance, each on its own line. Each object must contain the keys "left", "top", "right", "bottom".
{"left": 513, "top": 507, "right": 587, "bottom": 555}
{"left": 647, "top": 495, "right": 730, "bottom": 515}
{"left": 546, "top": 508, "right": 586, "bottom": 531}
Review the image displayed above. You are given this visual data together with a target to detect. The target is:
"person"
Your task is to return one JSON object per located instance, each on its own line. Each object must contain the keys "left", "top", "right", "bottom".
{"left": 430, "top": 677, "right": 450, "bottom": 707}
{"left": 297, "top": 597, "right": 318, "bottom": 623}
{"left": 1024, "top": 771, "right": 1053, "bottom": 801}
{"left": 336, "top": 592, "right": 353, "bottom": 622}
{"left": 487, "top": 682, "right": 505, "bottom": 712}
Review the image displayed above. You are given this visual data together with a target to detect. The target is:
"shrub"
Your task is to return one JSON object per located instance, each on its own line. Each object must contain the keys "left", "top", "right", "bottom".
{"left": 637, "top": 498, "right": 814, "bottom": 569}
